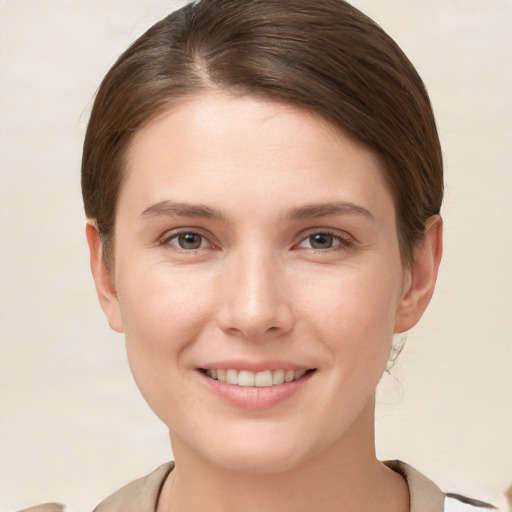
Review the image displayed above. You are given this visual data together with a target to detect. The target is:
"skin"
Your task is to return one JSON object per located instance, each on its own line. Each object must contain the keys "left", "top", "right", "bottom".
{"left": 87, "top": 92, "right": 442, "bottom": 512}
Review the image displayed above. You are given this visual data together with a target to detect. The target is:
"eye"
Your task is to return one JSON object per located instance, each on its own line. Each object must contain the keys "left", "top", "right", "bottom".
{"left": 297, "top": 231, "right": 351, "bottom": 250}
{"left": 165, "top": 231, "right": 210, "bottom": 251}
{"left": 306, "top": 233, "right": 336, "bottom": 250}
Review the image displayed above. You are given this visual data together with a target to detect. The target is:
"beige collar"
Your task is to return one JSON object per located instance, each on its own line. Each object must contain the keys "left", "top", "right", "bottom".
{"left": 385, "top": 460, "right": 445, "bottom": 512}
{"left": 93, "top": 462, "right": 174, "bottom": 512}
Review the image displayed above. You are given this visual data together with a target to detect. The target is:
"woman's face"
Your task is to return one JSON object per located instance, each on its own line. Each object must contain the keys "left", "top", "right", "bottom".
{"left": 95, "top": 92, "right": 418, "bottom": 473}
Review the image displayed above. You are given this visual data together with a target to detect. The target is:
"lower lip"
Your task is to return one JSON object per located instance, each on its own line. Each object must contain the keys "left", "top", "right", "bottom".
{"left": 198, "top": 371, "right": 315, "bottom": 410}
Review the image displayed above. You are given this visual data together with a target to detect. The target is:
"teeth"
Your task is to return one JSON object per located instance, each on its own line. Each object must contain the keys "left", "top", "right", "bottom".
{"left": 272, "top": 369, "right": 284, "bottom": 385}
{"left": 226, "top": 369, "right": 238, "bottom": 385}
{"left": 294, "top": 369, "right": 306, "bottom": 379}
{"left": 207, "top": 368, "right": 310, "bottom": 387}
{"left": 238, "top": 370, "right": 255, "bottom": 386}
{"left": 255, "top": 370, "right": 273, "bottom": 387}
{"left": 284, "top": 369, "right": 295, "bottom": 383}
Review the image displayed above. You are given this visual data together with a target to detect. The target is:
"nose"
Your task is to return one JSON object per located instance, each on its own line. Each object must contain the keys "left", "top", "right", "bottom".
{"left": 215, "top": 249, "right": 295, "bottom": 340}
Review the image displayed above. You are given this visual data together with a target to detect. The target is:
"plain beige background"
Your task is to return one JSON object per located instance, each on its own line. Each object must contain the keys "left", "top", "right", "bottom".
{"left": 0, "top": 0, "right": 511, "bottom": 510}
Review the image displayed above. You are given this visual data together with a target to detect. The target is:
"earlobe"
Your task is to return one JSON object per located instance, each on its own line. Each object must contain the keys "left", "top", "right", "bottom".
{"left": 394, "top": 215, "right": 443, "bottom": 334}
{"left": 85, "top": 221, "right": 124, "bottom": 333}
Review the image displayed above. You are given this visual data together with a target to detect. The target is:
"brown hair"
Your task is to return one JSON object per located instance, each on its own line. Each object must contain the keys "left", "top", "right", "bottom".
{"left": 82, "top": 0, "right": 443, "bottom": 266}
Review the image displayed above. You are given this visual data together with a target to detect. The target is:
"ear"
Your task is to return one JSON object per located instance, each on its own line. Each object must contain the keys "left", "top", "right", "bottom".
{"left": 394, "top": 215, "right": 443, "bottom": 333}
{"left": 86, "top": 220, "right": 124, "bottom": 333}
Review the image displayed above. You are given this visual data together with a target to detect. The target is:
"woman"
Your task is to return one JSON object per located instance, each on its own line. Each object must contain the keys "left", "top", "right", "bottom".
{"left": 23, "top": 0, "right": 495, "bottom": 510}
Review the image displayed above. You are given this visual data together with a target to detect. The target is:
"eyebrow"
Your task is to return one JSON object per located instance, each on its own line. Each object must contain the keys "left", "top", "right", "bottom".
{"left": 139, "top": 200, "right": 374, "bottom": 222}
{"left": 139, "top": 200, "right": 226, "bottom": 221}
{"left": 284, "top": 201, "right": 374, "bottom": 221}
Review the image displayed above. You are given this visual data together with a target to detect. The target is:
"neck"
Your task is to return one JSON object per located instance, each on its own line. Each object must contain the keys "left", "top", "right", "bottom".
{"left": 158, "top": 397, "right": 409, "bottom": 512}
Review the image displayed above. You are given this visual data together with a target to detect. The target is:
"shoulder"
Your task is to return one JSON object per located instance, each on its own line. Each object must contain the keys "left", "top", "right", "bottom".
{"left": 93, "top": 461, "right": 174, "bottom": 512}
{"left": 384, "top": 460, "right": 498, "bottom": 512}
{"left": 15, "top": 463, "right": 174, "bottom": 512}
{"left": 17, "top": 505, "right": 65, "bottom": 512}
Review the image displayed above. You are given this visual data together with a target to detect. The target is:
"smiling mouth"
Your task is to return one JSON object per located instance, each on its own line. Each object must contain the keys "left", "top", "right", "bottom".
{"left": 200, "top": 368, "right": 316, "bottom": 387}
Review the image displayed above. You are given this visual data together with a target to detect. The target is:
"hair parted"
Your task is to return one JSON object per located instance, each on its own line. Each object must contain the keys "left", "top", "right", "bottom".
{"left": 82, "top": 0, "right": 443, "bottom": 267}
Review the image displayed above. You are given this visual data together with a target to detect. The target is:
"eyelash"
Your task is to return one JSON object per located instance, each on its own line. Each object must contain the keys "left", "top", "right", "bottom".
{"left": 159, "top": 229, "right": 353, "bottom": 253}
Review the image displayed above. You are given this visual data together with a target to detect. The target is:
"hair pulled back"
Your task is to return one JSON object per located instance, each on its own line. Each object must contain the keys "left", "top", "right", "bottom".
{"left": 82, "top": 0, "right": 443, "bottom": 266}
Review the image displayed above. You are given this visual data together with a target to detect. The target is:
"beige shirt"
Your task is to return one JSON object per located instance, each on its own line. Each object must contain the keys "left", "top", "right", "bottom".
{"left": 92, "top": 460, "right": 445, "bottom": 512}
{"left": 20, "top": 460, "right": 488, "bottom": 512}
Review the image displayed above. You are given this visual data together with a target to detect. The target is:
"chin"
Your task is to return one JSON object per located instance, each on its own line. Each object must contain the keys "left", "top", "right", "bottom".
{"left": 173, "top": 424, "right": 316, "bottom": 476}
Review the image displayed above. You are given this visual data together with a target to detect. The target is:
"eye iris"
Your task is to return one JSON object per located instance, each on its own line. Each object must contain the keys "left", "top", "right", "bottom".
{"left": 310, "top": 233, "right": 333, "bottom": 249}
{"left": 178, "top": 233, "right": 202, "bottom": 249}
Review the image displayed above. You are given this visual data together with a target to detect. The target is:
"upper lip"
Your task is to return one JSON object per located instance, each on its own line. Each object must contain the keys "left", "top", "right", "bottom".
{"left": 198, "top": 360, "right": 314, "bottom": 372}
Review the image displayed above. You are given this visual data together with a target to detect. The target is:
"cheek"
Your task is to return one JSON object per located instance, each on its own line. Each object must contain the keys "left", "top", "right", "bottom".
{"left": 114, "top": 263, "right": 215, "bottom": 407}
{"left": 117, "top": 260, "right": 213, "bottom": 343}
{"left": 305, "top": 263, "right": 403, "bottom": 380}
{"left": 304, "top": 262, "right": 402, "bottom": 334}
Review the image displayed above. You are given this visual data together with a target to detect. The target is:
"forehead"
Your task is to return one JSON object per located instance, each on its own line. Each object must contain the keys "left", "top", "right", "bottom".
{"left": 119, "top": 92, "right": 394, "bottom": 221}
